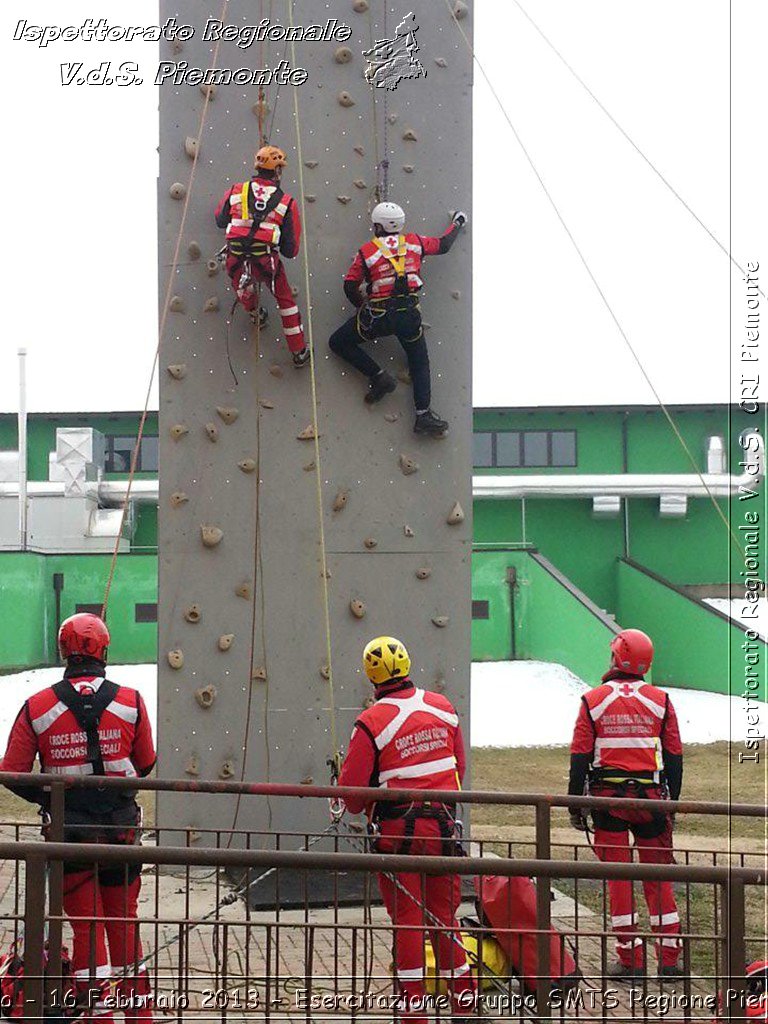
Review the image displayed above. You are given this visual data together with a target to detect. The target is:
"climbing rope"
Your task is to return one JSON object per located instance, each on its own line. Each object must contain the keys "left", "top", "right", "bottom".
{"left": 100, "top": 0, "right": 231, "bottom": 617}
{"left": 287, "top": 0, "right": 340, "bottom": 770}
{"left": 441, "top": 0, "right": 746, "bottom": 557}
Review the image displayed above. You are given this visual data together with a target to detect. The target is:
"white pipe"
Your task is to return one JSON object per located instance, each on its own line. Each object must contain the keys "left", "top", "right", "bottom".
{"left": 17, "top": 349, "right": 28, "bottom": 550}
{"left": 0, "top": 480, "right": 159, "bottom": 504}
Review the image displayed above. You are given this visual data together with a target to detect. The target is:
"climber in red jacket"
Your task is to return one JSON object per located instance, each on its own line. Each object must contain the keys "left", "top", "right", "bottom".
{"left": 569, "top": 628, "right": 684, "bottom": 982}
{"left": 339, "top": 636, "right": 475, "bottom": 1022}
{"left": 215, "top": 145, "right": 310, "bottom": 367}
{"left": 1, "top": 613, "right": 156, "bottom": 1022}
{"left": 329, "top": 202, "right": 467, "bottom": 436}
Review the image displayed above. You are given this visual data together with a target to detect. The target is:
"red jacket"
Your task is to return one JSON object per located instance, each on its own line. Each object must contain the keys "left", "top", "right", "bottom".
{"left": 343, "top": 224, "right": 459, "bottom": 305}
{"left": 214, "top": 175, "right": 301, "bottom": 257}
{"left": 339, "top": 682, "right": 466, "bottom": 815}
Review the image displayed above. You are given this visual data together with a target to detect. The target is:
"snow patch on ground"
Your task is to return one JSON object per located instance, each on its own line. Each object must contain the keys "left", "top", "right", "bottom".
{"left": 1, "top": 661, "right": 764, "bottom": 754}
{"left": 704, "top": 597, "right": 767, "bottom": 641}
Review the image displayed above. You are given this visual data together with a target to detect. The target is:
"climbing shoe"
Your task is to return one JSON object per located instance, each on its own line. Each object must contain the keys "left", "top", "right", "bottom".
{"left": 605, "top": 962, "right": 645, "bottom": 983}
{"left": 292, "top": 346, "right": 311, "bottom": 368}
{"left": 249, "top": 306, "right": 269, "bottom": 328}
{"left": 364, "top": 371, "right": 397, "bottom": 404}
{"left": 414, "top": 409, "right": 449, "bottom": 437}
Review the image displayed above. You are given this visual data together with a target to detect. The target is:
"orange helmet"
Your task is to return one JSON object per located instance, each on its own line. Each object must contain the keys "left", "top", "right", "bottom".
{"left": 610, "top": 628, "right": 653, "bottom": 676}
{"left": 255, "top": 145, "right": 286, "bottom": 171}
{"left": 58, "top": 613, "right": 110, "bottom": 662}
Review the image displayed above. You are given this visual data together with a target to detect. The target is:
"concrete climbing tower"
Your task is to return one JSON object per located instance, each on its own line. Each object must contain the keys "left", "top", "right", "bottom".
{"left": 157, "top": 0, "right": 473, "bottom": 841}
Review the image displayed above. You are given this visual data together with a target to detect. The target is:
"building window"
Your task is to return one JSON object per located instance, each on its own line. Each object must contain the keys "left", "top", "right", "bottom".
{"left": 75, "top": 603, "right": 103, "bottom": 617}
{"left": 105, "top": 435, "right": 159, "bottom": 473}
{"left": 135, "top": 603, "right": 158, "bottom": 623}
{"left": 472, "top": 600, "right": 490, "bottom": 620}
{"left": 472, "top": 430, "right": 577, "bottom": 468}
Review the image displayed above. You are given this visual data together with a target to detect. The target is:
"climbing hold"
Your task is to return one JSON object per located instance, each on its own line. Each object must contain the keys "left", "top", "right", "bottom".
{"left": 201, "top": 525, "right": 223, "bottom": 547}
{"left": 238, "top": 458, "right": 257, "bottom": 473}
{"left": 434, "top": 677, "right": 447, "bottom": 694}
{"left": 337, "top": 195, "right": 352, "bottom": 205}
{"left": 403, "top": 165, "right": 414, "bottom": 174}
{"left": 204, "top": 296, "right": 220, "bottom": 313}
{"left": 216, "top": 406, "right": 239, "bottom": 425}
{"left": 451, "top": 290, "right": 461, "bottom": 300}
{"left": 195, "top": 684, "right": 217, "bottom": 709}
{"left": 167, "top": 363, "right": 187, "bottom": 380}
{"left": 387, "top": 113, "right": 398, "bottom": 125}
{"left": 363, "top": 695, "right": 376, "bottom": 709}
{"left": 259, "top": 399, "right": 275, "bottom": 410}
{"left": 184, "top": 604, "right": 201, "bottom": 623}
{"left": 171, "top": 39, "right": 184, "bottom": 55}
{"left": 269, "top": 364, "right": 284, "bottom": 378}
{"left": 235, "top": 582, "right": 252, "bottom": 600}
{"left": 184, "top": 757, "right": 199, "bottom": 777}
{"left": 170, "top": 424, "right": 189, "bottom": 441}
{"left": 349, "top": 599, "right": 366, "bottom": 620}
{"left": 252, "top": 667, "right": 267, "bottom": 682}
{"left": 353, "top": 179, "right": 367, "bottom": 189}
{"left": 303, "top": 461, "right": 315, "bottom": 472}
{"left": 384, "top": 412, "right": 400, "bottom": 423}
{"left": 169, "top": 296, "right": 185, "bottom": 313}
{"left": 338, "top": 91, "right": 355, "bottom": 108}
{"left": 186, "top": 828, "right": 202, "bottom": 843}
{"left": 404, "top": 525, "right": 415, "bottom": 538}
{"left": 305, "top": 195, "right": 317, "bottom": 203}
{"left": 167, "top": 649, "right": 184, "bottom": 670}
{"left": 204, "top": 422, "right": 219, "bottom": 442}
{"left": 453, "top": 0, "right": 469, "bottom": 20}
{"left": 219, "top": 761, "right": 235, "bottom": 780}
{"left": 291, "top": 285, "right": 299, "bottom": 296}
{"left": 415, "top": 568, "right": 432, "bottom": 580}
{"left": 397, "top": 369, "right": 412, "bottom": 385}
{"left": 304, "top": 159, "right": 319, "bottom": 169}
{"left": 300, "top": 776, "right": 313, "bottom": 786}
{"left": 169, "top": 182, "right": 186, "bottom": 200}
{"left": 218, "top": 633, "right": 235, "bottom": 652}
{"left": 353, "top": 145, "right": 365, "bottom": 156}
{"left": 206, "top": 259, "right": 219, "bottom": 276}
{"left": 320, "top": 664, "right": 331, "bottom": 680}
{"left": 184, "top": 136, "right": 199, "bottom": 159}
{"left": 199, "top": 83, "right": 217, "bottom": 99}
{"left": 435, "top": 57, "right": 448, "bottom": 68}
{"left": 402, "top": 129, "right": 418, "bottom": 142}
{"left": 432, "top": 616, "right": 450, "bottom": 628}
{"left": 170, "top": 491, "right": 189, "bottom": 508}
{"left": 335, "top": 46, "right": 353, "bottom": 64}
{"left": 321, "top": 569, "right": 332, "bottom": 580}
{"left": 332, "top": 489, "right": 350, "bottom": 512}
{"left": 363, "top": 537, "right": 378, "bottom": 549}
{"left": 352, "top": 0, "right": 369, "bottom": 11}
{"left": 447, "top": 502, "right": 465, "bottom": 525}
{"left": 187, "top": 241, "right": 201, "bottom": 260}
{"left": 251, "top": 100, "right": 270, "bottom": 119}
{"left": 399, "top": 454, "right": 419, "bottom": 476}
{"left": 297, "top": 425, "right": 318, "bottom": 440}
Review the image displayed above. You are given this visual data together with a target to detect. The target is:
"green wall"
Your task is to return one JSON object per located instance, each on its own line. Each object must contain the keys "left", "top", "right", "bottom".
{"left": 615, "top": 559, "right": 766, "bottom": 696}
{"left": 0, "top": 553, "right": 157, "bottom": 670}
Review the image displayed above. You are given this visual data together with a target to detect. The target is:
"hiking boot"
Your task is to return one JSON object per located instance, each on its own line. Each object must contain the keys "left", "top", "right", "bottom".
{"left": 658, "top": 965, "right": 685, "bottom": 980}
{"left": 364, "top": 371, "right": 397, "bottom": 404}
{"left": 606, "top": 962, "right": 645, "bottom": 983}
{"left": 414, "top": 409, "right": 449, "bottom": 436}
{"left": 292, "top": 346, "right": 311, "bottom": 368}
{"left": 249, "top": 306, "right": 269, "bottom": 328}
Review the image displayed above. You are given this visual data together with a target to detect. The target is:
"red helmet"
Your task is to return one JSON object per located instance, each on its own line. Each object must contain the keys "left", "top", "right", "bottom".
{"left": 746, "top": 961, "right": 768, "bottom": 1020}
{"left": 609, "top": 628, "right": 653, "bottom": 675}
{"left": 58, "top": 613, "right": 110, "bottom": 662}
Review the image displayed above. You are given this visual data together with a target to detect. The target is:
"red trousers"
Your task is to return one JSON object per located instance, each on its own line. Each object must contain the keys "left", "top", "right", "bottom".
{"left": 377, "top": 820, "right": 476, "bottom": 1023}
{"left": 592, "top": 818, "right": 682, "bottom": 968}
{"left": 63, "top": 870, "right": 153, "bottom": 1022}
{"left": 226, "top": 252, "right": 305, "bottom": 353}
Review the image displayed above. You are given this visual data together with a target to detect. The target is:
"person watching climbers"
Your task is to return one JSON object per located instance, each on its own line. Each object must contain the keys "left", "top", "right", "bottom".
{"left": 339, "top": 636, "right": 476, "bottom": 1022}
{"left": 215, "top": 145, "right": 310, "bottom": 367}
{"left": 0, "top": 613, "right": 156, "bottom": 1022}
{"left": 329, "top": 203, "right": 467, "bottom": 436}
{"left": 568, "top": 628, "right": 684, "bottom": 982}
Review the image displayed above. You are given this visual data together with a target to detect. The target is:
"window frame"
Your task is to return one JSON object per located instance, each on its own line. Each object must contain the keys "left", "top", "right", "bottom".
{"left": 472, "top": 429, "right": 578, "bottom": 469}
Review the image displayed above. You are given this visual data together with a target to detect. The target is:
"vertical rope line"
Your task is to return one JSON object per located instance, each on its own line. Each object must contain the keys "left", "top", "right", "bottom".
{"left": 287, "top": 0, "right": 339, "bottom": 761}
{"left": 101, "top": 0, "right": 231, "bottom": 616}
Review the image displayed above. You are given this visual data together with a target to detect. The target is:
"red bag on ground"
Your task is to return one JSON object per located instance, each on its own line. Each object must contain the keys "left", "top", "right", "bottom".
{"left": 475, "top": 875, "right": 580, "bottom": 994}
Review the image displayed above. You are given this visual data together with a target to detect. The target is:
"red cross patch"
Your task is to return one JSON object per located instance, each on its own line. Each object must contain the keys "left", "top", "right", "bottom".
{"left": 619, "top": 683, "right": 634, "bottom": 697}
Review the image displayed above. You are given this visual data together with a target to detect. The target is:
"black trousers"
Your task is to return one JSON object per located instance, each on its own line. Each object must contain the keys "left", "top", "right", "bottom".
{"left": 328, "top": 302, "right": 431, "bottom": 412}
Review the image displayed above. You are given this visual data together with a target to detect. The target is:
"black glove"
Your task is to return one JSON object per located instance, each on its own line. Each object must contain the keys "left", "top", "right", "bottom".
{"left": 569, "top": 810, "right": 588, "bottom": 833}
{"left": 451, "top": 210, "right": 468, "bottom": 229}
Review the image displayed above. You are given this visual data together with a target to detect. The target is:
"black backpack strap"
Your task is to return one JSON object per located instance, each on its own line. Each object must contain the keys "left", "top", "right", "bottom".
{"left": 244, "top": 183, "right": 284, "bottom": 243}
{"left": 52, "top": 679, "right": 120, "bottom": 776}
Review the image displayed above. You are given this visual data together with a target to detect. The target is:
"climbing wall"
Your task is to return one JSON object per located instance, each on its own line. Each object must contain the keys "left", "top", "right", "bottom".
{"left": 157, "top": 0, "right": 473, "bottom": 841}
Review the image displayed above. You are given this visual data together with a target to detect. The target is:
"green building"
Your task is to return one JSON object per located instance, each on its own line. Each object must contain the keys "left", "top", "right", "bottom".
{"left": 0, "top": 405, "right": 764, "bottom": 694}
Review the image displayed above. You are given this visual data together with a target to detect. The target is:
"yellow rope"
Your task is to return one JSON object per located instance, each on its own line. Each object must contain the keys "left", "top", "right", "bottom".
{"left": 287, "top": 0, "right": 339, "bottom": 764}
{"left": 442, "top": 0, "right": 744, "bottom": 558}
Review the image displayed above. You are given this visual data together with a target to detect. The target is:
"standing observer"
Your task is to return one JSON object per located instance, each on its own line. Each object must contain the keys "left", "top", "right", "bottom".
{"left": 568, "top": 628, "right": 684, "bottom": 981}
{"left": 339, "top": 636, "right": 476, "bottom": 1022}
{"left": 0, "top": 613, "right": 156, "bottom": 1023}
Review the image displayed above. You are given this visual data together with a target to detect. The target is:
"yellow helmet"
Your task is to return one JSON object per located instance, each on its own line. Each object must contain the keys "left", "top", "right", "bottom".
{"left": 255, "top": 145, "right": 287, "bottom": 170}
{"left": 363, "top": 636, "right": 411, "bottom": 687}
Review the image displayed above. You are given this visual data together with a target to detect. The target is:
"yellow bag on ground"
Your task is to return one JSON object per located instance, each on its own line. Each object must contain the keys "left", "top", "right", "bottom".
{"left": 424, "top": 932, "right": 509, "bottom": 994}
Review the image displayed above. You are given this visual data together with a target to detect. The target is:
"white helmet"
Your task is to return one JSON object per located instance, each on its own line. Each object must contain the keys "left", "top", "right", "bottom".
{"left": 371, "top": 201, "right": 405, "bottom": 234}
